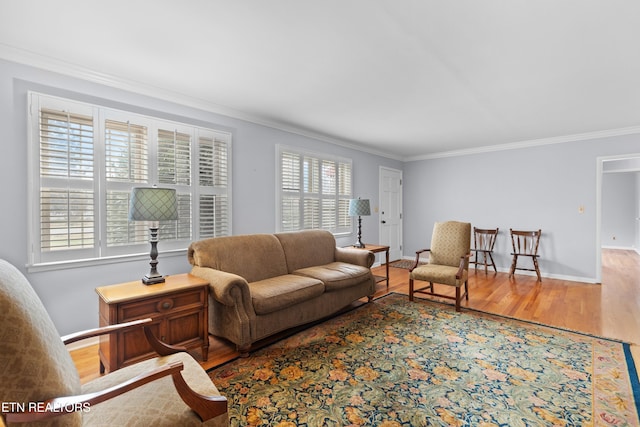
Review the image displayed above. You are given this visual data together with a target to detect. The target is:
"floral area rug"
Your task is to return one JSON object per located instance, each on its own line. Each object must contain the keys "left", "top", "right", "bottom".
{"left": 209, "top": 293, "right": 640, "bottom": 426}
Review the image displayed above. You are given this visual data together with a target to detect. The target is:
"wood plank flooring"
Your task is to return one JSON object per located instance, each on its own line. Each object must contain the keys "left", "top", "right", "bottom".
{"left": 71, "top": 248, "right": 640, "bottom": 384}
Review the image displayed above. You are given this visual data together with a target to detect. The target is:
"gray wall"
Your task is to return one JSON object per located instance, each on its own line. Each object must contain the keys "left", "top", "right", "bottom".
{"left": 601, "top": 172, "right": 638, "bottom": 249}
{"left": 403, "top": 138, "right": 640, "bottom": 282}
{"left": 0, "top": 58, "right": 401, "bottom": 335}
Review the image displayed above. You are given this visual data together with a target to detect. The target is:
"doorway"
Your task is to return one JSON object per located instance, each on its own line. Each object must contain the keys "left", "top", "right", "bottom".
{"left": 596, "top": 153, "right": 640, "bottom": 282}
{"left": 379, "top": 167, "right": 403, "bottom": 261}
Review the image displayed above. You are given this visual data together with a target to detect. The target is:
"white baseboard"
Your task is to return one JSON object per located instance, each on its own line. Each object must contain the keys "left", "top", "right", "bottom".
{"left": 601, "top": 245, "right": 636, "bottom": 251}
{"left": 394, "top": 257, "right": 599, "bottom": 284}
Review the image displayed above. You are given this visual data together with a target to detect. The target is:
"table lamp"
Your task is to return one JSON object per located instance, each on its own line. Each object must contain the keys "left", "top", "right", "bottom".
{"left": 129, "top": 186, "right": 178, "bottom": 284}
{"left": 348, "top": 198, "right": 371, "bottom": 248}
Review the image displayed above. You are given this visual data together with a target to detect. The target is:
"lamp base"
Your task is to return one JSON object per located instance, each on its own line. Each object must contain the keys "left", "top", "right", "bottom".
{"left": 142, "top": 274, "right": 165, "bottom": 285}
{"left": 353, "top": 242, "right": 366, "bottom": 248}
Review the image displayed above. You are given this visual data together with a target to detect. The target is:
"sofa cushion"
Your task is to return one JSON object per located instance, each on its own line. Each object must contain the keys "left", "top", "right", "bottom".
{"left": 188, "top": 234, "right": 289, "bottom": 283}
{"left": 294, "top": 262, "right": 372, "bottom": 291}
{"left": 275, "top": 230, "right": 337, "bottom": 273}
{"left": 250, "top": 274, "right": 325, "bottom": 315}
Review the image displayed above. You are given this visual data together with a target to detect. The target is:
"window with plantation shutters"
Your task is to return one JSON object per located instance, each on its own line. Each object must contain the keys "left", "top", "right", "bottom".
{"left": 198, "top": 134, "right": 229, "bottom": 238}
{"left": 28, "top": 92, "right": 232, "bottom": 267}
{"left": 277, "top": 145, "right": 352, "bottom": 235}
{"left": 38, "top": 108, "right": 96, "bottom": 256}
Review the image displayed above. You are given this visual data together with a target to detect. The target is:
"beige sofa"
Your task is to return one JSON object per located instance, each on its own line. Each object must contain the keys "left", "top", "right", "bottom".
{"left": 187, "top": 229, "right": 375, "bottom": 355}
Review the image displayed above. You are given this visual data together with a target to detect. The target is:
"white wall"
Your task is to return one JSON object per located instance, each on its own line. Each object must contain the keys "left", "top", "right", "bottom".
{"left": 601, "top": 172, "right": 637, "bottom": 249}
{"left": 403, "top": 138, "right": 640, "bottom": 282}
{"left": 0, "top": 58, "right": 402, "bottom": 335}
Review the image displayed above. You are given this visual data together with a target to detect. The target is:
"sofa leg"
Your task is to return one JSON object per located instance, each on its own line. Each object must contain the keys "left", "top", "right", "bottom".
{"left": 367, "top": 295, "right": 374, "bottom": 303}
{"left": 237, "top": 344, "right": 250, "bottom": 358}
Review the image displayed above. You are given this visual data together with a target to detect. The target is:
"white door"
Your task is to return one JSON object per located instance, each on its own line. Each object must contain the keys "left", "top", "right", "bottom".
{"left": 379, "top": 167, "right": 403, "bottom": 261}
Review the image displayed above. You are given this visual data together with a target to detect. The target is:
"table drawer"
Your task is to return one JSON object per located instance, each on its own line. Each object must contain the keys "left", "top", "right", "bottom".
{"left": 118, "top": 289, "right": 205, "bottom": 321}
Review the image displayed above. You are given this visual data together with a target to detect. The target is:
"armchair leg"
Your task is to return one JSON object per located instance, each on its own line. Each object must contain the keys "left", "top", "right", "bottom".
{"left": 455, "top": 287, "right": 461, "bottom": 312}
{"left": 409, "top": 278, "right": 414, "bottom": 301}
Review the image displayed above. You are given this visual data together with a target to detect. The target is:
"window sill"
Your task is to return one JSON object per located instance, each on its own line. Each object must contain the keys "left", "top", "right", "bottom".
{"left": 26, "top": 248, "right": 187, "bottom": 273}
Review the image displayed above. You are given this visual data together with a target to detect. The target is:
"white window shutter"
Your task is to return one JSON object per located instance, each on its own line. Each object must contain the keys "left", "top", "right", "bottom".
{"left": 29, "top": 92, "right": 232, "bottom": 266}
{"left": 277, "top": 146, "right": 352, "bottom": 235}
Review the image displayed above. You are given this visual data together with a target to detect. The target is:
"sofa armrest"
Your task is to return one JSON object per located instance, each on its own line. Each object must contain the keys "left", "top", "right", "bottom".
{"left": 190, "top": 266, "right": 253, "bottom": 311}
{"left": 335, "top": 247, "right": 375, "bottom": 268}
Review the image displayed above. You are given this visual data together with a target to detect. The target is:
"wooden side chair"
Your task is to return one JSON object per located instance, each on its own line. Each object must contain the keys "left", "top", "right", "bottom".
{"left": 0, "top": 259, "right": 228, "bottom": 426}
{"left": 470, "top": 227, "right": 498, "bottom": 274}
{"left": 409, "top": 221, "right": 471, "bottom": 312}
{"left": 509, "top": 229, "right": 542, "bottom": 281}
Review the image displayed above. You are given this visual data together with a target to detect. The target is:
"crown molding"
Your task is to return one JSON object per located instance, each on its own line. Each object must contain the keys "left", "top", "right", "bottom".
{"left": 404, "top": 126, "right": 640, "bottom": 162}
{"left": 3, "top": 44, "right": 637, "bottom": 164}
{"left": 0, "top": 44, "right": 402, "bottom": 161}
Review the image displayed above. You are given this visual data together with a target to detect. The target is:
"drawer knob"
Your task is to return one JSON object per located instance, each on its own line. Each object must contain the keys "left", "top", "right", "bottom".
{"left": 157, "top": 299, "right": 174, "bottom": 311}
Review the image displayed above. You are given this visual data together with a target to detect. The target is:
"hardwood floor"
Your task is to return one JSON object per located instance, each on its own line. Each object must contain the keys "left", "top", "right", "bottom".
{"left": 71, "top": 248, "right": 640, "bottom": 384}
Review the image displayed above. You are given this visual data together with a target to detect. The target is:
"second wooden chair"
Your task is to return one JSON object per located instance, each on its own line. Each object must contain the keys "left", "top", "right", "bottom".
{"left": 509, "top": 228, "right": 542, "bottom": 281}
{"left": 470, "top": 227, "right": 499, "bottom": 274}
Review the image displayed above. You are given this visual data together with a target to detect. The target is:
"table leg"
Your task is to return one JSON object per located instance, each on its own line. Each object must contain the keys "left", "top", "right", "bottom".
{"left": 385, "top": 248, "right": 389, "bottom": 288}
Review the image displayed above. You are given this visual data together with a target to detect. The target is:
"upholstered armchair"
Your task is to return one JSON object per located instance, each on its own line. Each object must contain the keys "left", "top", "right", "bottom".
{"left": 409, "top": 221, "right": 471, "bottom": 311}
{"left": 0, "top": 259, "right": 227, "bottom": 426}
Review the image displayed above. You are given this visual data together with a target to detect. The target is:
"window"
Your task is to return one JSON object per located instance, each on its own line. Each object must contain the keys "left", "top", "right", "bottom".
{"left": 277, "top": 145, "right": 352, "bottom": 235}
{"left": 28, "top": 92, "right": 231, "bottom": 266}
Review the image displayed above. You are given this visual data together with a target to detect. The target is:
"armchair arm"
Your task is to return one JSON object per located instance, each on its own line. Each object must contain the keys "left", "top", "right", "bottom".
{"left": 62, "top": 318, "right": 189, "bottom": 357}
{"left": 455, "top": 253, "right": 471, "bottom": 279}
{"left": 5, "top": 362, "right": 182, "bottom": 423}
{"left": 4, "top": 361, "right": 227, "bottom": 424}
{"left": 335, "top": 247, "right": 374, "bottom": 267}
{"left": 61, "top": 318, "right": 152, "bottom": 345}
{"left": 144, "top": 326, "right": 189, "bottom": 356}
{"left": 410, "top": 249, "right": 430, "bottom": 272}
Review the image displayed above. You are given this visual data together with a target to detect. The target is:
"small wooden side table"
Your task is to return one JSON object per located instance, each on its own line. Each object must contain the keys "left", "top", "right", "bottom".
{"left": 96, "top": 273, "right": 209, "bottom": 373}
{"left": 352, "top": 244, "right": 390, "bottom": 288}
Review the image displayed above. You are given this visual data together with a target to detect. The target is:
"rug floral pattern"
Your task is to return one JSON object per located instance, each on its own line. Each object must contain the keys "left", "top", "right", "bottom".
{"left": 209, "top": 294, "right": 640, "bottom": 426}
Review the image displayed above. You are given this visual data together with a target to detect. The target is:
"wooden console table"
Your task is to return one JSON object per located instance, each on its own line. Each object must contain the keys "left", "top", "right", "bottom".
{"left": 96, "top": 273, "right": 209, "bottom": 373}
{"left": 352, "top": 244, "right": 390, "bottom": 288}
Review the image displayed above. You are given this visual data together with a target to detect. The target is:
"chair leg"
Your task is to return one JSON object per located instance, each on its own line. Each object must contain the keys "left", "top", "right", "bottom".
{"left": 409, "top": 278, "right": 414, "bottom": 301}
{"left": 533, "top": 257, "right": 542, "bottom": 282}
{"left": 488, "top": 252, "right": 497, "bottom": 273}
{"left": 455, "top": 287, "right": 461, "bottom": 312}
{"left": 509, "top": 255, "right": 517, "bottom": 277}
{"left": 464, "top": 281, "right": 469, "bottom": 301}
{"left": 483, "top": 252, "right": 488, "bottom": 274}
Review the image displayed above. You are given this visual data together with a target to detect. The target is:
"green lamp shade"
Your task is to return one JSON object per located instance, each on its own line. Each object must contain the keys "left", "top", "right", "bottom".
{"left": 348, "top": 198, "right": 371, "bottom": 217}
{"left": 129, "top": 187, "right": 178, "bottom": 221}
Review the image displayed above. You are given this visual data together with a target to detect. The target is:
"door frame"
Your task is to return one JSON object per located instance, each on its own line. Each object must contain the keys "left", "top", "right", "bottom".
{"left": 378, "top": 166, "right": 403, "bottom": 261}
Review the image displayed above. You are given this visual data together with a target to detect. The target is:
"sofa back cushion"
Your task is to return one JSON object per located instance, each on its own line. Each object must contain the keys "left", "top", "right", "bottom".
{"left": 275, "top": 230, "right": 337, "bottom": 273}
{"left": 188, "top": 234, "right": 289, "bottom": 283}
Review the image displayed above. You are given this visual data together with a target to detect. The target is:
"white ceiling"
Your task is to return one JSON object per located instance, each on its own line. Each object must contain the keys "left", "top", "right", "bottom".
{"left": 1, "top": 0, "right": 640, "bottom": 160}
